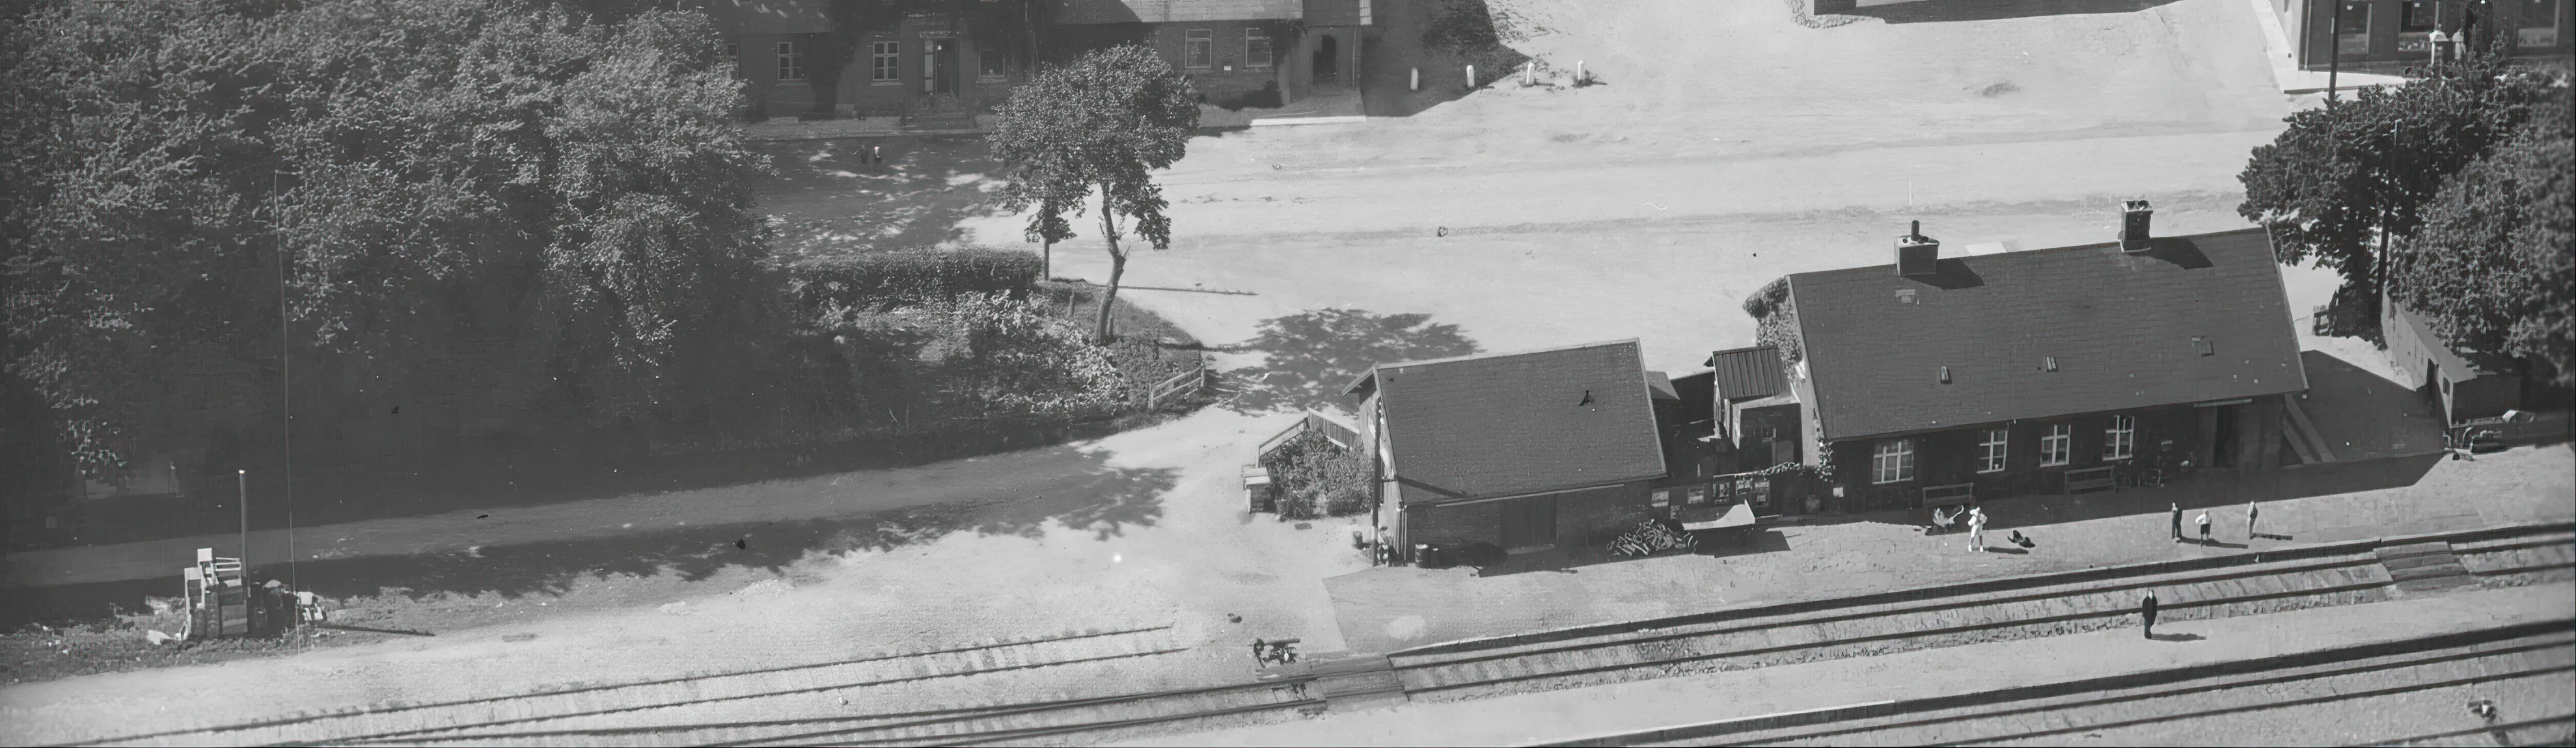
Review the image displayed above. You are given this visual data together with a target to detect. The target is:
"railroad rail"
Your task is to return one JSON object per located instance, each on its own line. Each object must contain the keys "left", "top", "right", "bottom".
{"left": 68, "top": 524, "right": 2575, "bottom": 747}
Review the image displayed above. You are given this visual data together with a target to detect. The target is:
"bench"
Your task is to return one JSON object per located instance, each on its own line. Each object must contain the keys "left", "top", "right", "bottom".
{"left": 1921, "top": 483, "right": 1977, "bottom": 509}
{"left": 2063, "top": 466, "right": 2118, "bottom": 495}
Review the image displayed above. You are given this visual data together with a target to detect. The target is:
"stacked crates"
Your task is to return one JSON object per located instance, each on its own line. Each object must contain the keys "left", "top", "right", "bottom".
{"left": 181, "top": 548, "right": 250, "bottom": 640}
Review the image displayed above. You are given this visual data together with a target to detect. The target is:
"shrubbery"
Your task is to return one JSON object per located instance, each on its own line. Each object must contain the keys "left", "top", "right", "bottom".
{"left": 791, "top": 249, "right": 1043, "bottom": 313}
{"left": 1259, "top": 431, "right": 1372, "bottom": 520}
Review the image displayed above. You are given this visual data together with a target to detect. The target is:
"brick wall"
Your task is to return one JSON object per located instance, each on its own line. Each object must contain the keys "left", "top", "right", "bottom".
{"left": 1399, "top": 481, "right": 1649, "bottom": 557}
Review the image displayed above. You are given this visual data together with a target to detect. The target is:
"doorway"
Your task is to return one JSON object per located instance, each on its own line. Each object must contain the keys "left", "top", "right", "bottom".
{"left": 2212, "top": 405, "right": 2241, "bottom": 468}
{"left": 1498, "top": 495, "right": 1557, "bottom": 551}
{"left": 922, "top": 39, "right": 958, "bottom": 94}
{"left": 1311, "top": 34, "right": 1339, "bottom": 85}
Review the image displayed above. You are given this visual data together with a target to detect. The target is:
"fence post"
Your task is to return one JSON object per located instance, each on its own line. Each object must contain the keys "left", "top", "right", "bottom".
{"left": 1465, "top": 65, "right": 1475, "bottom": 89}
{"left": 1410, "top": 67, "right": 1420, "bottom": 91}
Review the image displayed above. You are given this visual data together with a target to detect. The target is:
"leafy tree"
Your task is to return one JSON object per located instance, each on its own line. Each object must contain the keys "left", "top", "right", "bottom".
{"left": 989, "top": 45, "right": 1199, "bottom": 343}
{"left": 2236, "top": 44, "right": 2560, "bottom": 337}
{"left": 1, "top": 0, "right": 777, "bottom": 480}
{"left": 2391, "top": 85, "right": 2574, "bottom": 385}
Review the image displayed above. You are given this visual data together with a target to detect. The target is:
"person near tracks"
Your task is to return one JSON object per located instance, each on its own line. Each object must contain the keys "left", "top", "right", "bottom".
{"left": 2139, "top": 590, "right": 2159, "bottom": 638}
{"left": 1967, "top": 507, "right": 1988, "bottom": 552}
{"left": 2245, "top": 500, "right": 2262, "bottom": 540}
{"left": 2196, "top": 510, "right": 2213, "bottom": 545}
{"left": 2171, "top": 502, "right": 2184, "bottom": 542}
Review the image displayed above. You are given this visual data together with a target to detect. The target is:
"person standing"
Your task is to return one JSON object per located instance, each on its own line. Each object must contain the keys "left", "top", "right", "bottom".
{"left": 2196, "top": 510, "right": 2213, "bottom": 544}
{"left": 2140, "top": 590, "right": 2159, "bottom": 638}
{"left": 2171, "top": 502, "right": 2184, "bottom": 542}
{"left": 1968, "top": 507, "right": 1989, "bottom": 552}
{"left": 2245, "top": 500, "right": 2262, "bottom": 540}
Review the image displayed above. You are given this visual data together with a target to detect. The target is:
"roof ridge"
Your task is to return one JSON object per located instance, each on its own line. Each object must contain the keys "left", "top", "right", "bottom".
{"left": 1789, "top": 226, "right": 2271, "bottom": 280}
{"left": 1376, "top": 338, "right": 1641, "bottom": 371}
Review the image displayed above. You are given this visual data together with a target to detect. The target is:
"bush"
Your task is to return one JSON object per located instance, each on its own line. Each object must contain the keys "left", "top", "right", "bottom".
{"left": 1259, "top": 431, "right": 1373, "bottom": 520}
{"left": 791, "top": 249, "right": 1042, "bottom": 313}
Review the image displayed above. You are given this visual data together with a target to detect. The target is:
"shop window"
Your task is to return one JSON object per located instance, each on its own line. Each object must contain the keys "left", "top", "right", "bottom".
{"left": 776, "top": 40, "right": 808, "bottom": 83}
{"left": 1246, "top": 28, "right": 1274, "bottom": 68}
{"left": 2524, "top": 0, "right": 2562, "bottom": 47}
{"left": 2338, "top": 2, "right": 2373, "bottom": 56}
{"left": 1186, "top": 29, "right": 1213, "bottom": 68}
{"left": 871, "top": 41, "right": 900, "bottom": 82}
{"left": 1872, "top": 439, "right": 1915, "bottom": 485}
{"left": 1978, "top": 428, "right": 2008, "bottom": 474}
{"left": 2040, "top": 423, "right": 2072, "bottom": 466}
{"left": 2105, "top": 415, "right": 2136, "bottom": 462}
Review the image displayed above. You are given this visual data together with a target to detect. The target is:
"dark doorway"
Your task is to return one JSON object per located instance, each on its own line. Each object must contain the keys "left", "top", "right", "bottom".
{"left": 1499, "top": 495, "right": 1557, "bottom": 551}
{"left": 1312, "top": 34, "right": 1339, "bottom": 85}
{"left": 2213, "top": 405, "right": 2241, "bottom": 468}
{"left": 924, "top": 40, "right": 959, "bottom": 94}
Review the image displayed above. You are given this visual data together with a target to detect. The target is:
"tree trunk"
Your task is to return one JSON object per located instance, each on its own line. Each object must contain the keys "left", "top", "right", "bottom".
{"left": 1095, "top": 186, "right": 1126, "bottom": 343}
{"left": 1042, "top": 238, "right": 1052, "bottom": 280}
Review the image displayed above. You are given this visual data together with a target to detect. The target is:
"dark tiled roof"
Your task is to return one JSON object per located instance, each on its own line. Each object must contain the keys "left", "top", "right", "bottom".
{"left": 1052, "top": 0, "right": 1302, "bottom": 24}
{"left": 1707, "top": 346, "right": 1787, "bottom": 403}
{"left": 1366, "top": 340, "right": 1668, "bottom": 505}
{"left": 1791, "top": 228, "right": 2309, "bottom": 442}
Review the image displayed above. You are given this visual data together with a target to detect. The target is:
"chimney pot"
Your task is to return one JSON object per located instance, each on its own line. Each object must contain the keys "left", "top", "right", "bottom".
{"left": 2120, "top": 200, "right": 2154, "bottom": 252}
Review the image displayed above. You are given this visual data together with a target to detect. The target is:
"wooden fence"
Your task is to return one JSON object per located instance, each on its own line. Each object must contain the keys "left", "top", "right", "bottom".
{"left": 1146, "top": 363, "right": 1216, "bottom": 410}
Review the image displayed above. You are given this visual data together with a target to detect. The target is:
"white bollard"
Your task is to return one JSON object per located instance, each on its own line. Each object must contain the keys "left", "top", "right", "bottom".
{"left": 1466, "top": 65, "right": 1476, "bottom": 88}
{"left": 1523, "top": 60, "right": 1534, "bottom": 86}
{"left": 1575, "top": 60, "right": 1585, "bottom": 85}
{"left": 1410, "top": 67, "right": 1420, "bottom": 91}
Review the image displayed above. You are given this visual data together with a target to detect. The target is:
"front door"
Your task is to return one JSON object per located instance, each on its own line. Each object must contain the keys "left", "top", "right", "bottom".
{"left": 1311, "top": 34, "right": 1339, "bottom": 85}
{"left": 922, "top": 40, "right": 958, "bottom": 94}
{"left": 1498, "top": 495, "right": 1557, "bottom": 551}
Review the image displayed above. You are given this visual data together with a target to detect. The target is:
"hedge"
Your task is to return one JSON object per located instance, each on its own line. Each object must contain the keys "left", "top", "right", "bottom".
{"left": 791, "top": 249, "right": 1043, "bottom": 312}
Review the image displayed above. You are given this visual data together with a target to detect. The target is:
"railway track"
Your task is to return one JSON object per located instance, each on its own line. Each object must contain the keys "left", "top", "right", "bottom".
{"left": 1608, "top": 626, "right": 2576, "bottom": 746}
{"left": 69, "top": 525, "right": 2575, "bottom": 747}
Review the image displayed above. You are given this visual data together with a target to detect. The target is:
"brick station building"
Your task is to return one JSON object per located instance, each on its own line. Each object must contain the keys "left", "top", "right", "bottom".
{"left": 2267, "top": 0, "right": 2570, "bottom": 70}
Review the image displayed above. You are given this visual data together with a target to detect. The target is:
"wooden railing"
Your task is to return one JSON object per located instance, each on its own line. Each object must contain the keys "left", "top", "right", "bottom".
{"left": 1146, "top": 363, "right": 1214, "bottom": 410}
{"left": 1921, "top": 482, "right": 1977, "bottom": 507}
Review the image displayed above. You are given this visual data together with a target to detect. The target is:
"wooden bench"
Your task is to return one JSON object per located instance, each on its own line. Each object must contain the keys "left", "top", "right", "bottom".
{"left": 2064, "top": 466, "right": 2118, "bottom": 495}
{"left": 1921, "top": 483, "right": 1977, "bottom": 509}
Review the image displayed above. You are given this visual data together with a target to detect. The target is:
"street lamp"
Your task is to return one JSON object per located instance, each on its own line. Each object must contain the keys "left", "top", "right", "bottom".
{"left": 237, "top": 469, "right": 248, "bottom": 567}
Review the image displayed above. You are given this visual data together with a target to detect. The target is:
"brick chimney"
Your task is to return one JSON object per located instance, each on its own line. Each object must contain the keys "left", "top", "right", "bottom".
{"left": 2119, "top": 200, "right": 2154, "bottom": 253}
{"left": 1897, "top": 220, "right": 1939, "bottom": 278}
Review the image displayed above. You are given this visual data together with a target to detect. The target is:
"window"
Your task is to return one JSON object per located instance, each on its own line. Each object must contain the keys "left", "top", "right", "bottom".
{"left": 871, "top": 41, "right": 900, "bottom": 82}
{"left": 2040, "top": 423, "right": 2072, "bottom": 467}
{"left": 1872, "top": 439, "right": 1915, "bottom": 485}
{"left": 776, "top": 40, "right": 808, "bottom": 83}
{"left": 724, "top": 42, "right": 739, "bottom": 61}
{"left": 2338, "top": 2, "right": 2373, "bottom": 56}
{"left": 1651, "top": 489, "right": 1671, "bottom": 509}
{"left": 1245, "top": 28, "right": 1274, "bottom": 68}
{"left": 2524, "top": 0, "right": 2562, "bottom": 47}
{"left": 1686, "top": 485, "right": 1708, "bottom": 505}
{"left": 1978, "top": 428, "right": 2008, "bottom": 474}
{"left": 2193, "top": 337, "right": 2215, "bottom": 356}
{"left": 980, "top": 48, "right": 1009, "bottom": 78}
{"left": 2105, "top": 415, "right": 2136, "bottom": 461}
{"left": 2400, "top": 0, "right": 2435, "bottom": 31}
{"left": 1185, "top": 29, "right": 1213, "bottom": 68}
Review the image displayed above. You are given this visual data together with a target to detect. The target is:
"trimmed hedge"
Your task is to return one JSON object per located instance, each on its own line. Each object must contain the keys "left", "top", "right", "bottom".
{"left": 792, "top": 249, "right": 1043, "bottom": 312}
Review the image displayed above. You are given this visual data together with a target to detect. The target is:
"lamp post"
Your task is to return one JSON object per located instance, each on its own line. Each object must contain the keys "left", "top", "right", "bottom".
{"left": 237, "top": 469, "right": 248, "bottom": 567}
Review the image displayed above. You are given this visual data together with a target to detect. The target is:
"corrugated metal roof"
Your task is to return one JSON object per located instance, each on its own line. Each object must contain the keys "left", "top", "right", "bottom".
{"left": 1708, "top": 346, "right": 1787, "bottom": 403}
{"left": 1790, "top": 228, "right": 2309, "bottom": 442}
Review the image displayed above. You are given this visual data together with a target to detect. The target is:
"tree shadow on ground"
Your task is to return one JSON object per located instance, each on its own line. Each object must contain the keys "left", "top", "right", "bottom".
{"left": 758, "top": 135, "right": 1004, "bottom": 264}
{"left": 0, "top": 457, "right": 1175, "bottom": 628}
{"left": 1827, "top": 0, "right": 2186, "bottom": 23}
{"left": 1224, "top": 309, "right": 1480, "bottom": 413}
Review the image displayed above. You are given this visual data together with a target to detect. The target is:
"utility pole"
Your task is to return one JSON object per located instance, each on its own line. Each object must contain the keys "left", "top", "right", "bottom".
{"left": 2327, "top": 0, "right": 2345, "bottom": 105}
{"left": 237, "top": 469, "right": 249, "bottom": 566}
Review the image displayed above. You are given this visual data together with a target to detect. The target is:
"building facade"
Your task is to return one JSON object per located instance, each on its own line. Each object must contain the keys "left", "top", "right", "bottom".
{"left": 2271, "top": 0, "right": 2571, "bottom": 70}
{"left": 695, "top": 0, "right": 1032, "bottom": 121}
{"left": 1049, "top": 0, "right": 1369, "bottom": 106}
{"left": 2382, "top": 292, "right": 2525, "bottom": 425}
{"left": 1349, "top": 340, "right": 1667, "bottom": 565}
{"left": 1771, "top": 206, "right": 2313, "bottom": 514}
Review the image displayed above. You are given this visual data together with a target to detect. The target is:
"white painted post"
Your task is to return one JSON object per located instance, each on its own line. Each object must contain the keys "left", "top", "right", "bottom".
{"left": 1410, "top": 67, "right": 1419, "bottom": 91}
{"left": 1523, "top": 60, "right": 1534, "bottom": 85}
{"left": 1576, "top": 60, "right": 1585, "bottom": 85}
{"left": 1465, "top": 65, "right": 1475, "bottom": 88}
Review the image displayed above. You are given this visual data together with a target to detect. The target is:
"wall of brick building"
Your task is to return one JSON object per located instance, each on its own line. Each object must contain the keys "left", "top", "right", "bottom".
{"left": 1397, "top": 482, "right": 1649, "bottom": 559}
{"left": 1826, "top": 403, "right": 2217, "bottom": 513}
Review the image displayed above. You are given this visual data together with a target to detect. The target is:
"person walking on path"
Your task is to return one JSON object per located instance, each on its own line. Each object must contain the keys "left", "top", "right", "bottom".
{"left": 1968, "top": 507, "right": 1989, "bottom": 552}
{"left": 2246, "top": 500, "right": 2262, "bottom": 540}
{"left": 2171, "top": 503, "right": 2184, "bottom": 542}
{"left": 2196, "top": 510, "right": 2213, "bottom": 544}
{"left": 2140, "top": 591, "right": 2159, "bottom": 638}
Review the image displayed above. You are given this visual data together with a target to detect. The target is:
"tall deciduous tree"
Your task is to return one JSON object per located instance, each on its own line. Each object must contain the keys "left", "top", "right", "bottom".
{"left": 2391, "top": 85, "right": 2574, "bottom": 385}
{"left": 1, "top": 0, "right": 777, "bottom": 480}
{"left": 989, "top": 45, "right": 1198, "bottom": 343}
{"left": 2236, "top": 45, "right": 2558, "bottom": 336}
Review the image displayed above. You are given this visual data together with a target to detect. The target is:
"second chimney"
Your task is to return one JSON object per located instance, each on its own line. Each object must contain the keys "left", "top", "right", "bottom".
{"left": 2120, "top": 200, "right": 2154, "bottom": 252}
{"left": 1897, "top": 220, "right": 1939, "bottom": 278}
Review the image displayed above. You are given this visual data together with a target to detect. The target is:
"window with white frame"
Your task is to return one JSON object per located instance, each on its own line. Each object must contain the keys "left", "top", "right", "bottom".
{"left": 871, "top": 41, "right": 899, "bottom": 81}
{"left": 2040, "top": 423, "right": 2072, "bottom": 466}
{"left": 1872, "top": 439, "right": 1915, "bottom": 484}
{"left": 1185, "top": 29, "right": 1213, "bottom": 68}
{"left": 1978, "top": 428, "right": 2008, "bottom": 474}
{"left": 2105, "top": 415, "right": 2136, "bottom": 461}
{"left": 1245, "top": 28, "right": 1274, "bottom": 68}
{"left": 776, "top": 40, "right": 808, "bottom": 83}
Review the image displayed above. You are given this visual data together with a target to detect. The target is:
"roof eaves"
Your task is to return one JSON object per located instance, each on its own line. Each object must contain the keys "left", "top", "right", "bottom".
{"left": 1375, "top": 338, "right": 1643, "bottom": 371}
